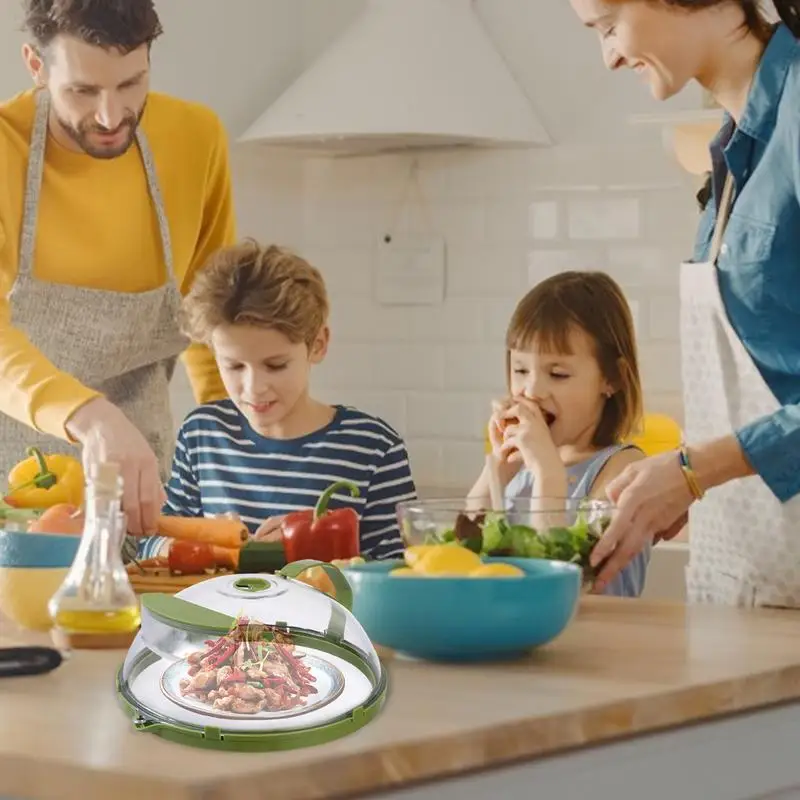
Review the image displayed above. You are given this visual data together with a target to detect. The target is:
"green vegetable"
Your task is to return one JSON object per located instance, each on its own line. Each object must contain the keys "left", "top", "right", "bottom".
{"left": 482, "top": 513, "right": 512, "bottom": 552}
{"left": 416, "top": 503, "right": 611, "bottom": 582}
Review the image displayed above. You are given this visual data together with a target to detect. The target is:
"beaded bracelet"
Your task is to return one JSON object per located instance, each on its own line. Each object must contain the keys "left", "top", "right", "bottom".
{"left": 678, "top": 445, "right": 704, "bottom": 500}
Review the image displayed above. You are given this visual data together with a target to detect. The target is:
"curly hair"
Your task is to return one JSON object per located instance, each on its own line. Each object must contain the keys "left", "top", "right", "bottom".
{"left": 182, "top": 240, "right": 330, "bottom": 349}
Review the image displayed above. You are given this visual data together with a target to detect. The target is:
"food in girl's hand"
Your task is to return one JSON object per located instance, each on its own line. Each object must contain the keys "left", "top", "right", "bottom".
{"left": 179, "top": 616, "right": 317, "bottom": 714}
{"left": 27, "top": 503, "right": 84, "bottom": 535}
{"left": 498, "top": 415, "right": 519, "bottom": 436}
{"left": 389, "top": 544, "right": 524, "bottom": 578}
{"left": 6, "top": 447, "right": 84, "bottom": 509}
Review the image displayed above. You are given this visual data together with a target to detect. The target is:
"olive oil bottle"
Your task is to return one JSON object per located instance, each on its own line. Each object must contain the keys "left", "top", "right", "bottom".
{"left": 49, "top": 459, "right": 140, "bottom": 649}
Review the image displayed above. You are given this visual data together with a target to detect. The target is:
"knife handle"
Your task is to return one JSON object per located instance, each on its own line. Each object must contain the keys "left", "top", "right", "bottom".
{"left": 0, "top": 646, "right": 63, "bottom": 678}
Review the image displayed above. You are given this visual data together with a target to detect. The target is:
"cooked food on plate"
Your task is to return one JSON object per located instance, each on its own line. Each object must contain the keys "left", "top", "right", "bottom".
{"left": 179, "top": 616, "right": 317, "bottom": 714}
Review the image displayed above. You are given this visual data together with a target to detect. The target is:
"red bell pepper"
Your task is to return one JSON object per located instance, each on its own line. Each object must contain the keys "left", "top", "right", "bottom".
{"left": 281, "top": 480, "right": 361, "bottom": 563}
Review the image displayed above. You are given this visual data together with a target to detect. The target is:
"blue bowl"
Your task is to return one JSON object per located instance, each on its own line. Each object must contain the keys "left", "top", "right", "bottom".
{"left": 340, "top": 557, "right": 581, "bottom": 662}
{"left": 0, "top": 530, "right": 81, "bottom": 568}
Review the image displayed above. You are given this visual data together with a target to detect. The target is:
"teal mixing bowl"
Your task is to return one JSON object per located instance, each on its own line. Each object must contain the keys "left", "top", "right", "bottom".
{"left": 0, "top": 531, "right": 81, "bottom": 631}
{"left": 340, "top": 557, "right": 581, "bottom": 662}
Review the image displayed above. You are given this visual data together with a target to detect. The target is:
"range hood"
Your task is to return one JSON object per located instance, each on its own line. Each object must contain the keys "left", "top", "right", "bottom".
{"left": 238, "top": 0, "right": 551, "bottom": 156}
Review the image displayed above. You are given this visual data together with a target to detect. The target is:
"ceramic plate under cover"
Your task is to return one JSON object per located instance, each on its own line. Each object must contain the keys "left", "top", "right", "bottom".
{"left": 159, "top": 648, "right": 345, "bottom": 721}
{"left": 128, "top": 650, "right": 374, "bottom": 732}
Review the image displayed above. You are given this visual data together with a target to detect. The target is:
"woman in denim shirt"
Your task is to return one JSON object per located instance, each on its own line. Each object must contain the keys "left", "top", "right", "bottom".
{"left": 570, "top": 0, "right": 800, "bottom": 608}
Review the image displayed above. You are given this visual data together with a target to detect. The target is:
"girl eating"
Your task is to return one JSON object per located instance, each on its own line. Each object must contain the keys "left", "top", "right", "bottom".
{"left": 468, "top": 270, "right": 650, "bottom": 597}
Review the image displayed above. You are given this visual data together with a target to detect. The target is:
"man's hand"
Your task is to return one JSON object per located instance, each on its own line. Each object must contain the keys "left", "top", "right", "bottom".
{"left": 65, "top": 397, "right": 164, "bottom": 535}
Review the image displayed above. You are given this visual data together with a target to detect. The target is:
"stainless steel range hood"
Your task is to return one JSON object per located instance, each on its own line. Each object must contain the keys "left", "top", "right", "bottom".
{"left": 238, "top": 0, "right": 551, "bottom": 156}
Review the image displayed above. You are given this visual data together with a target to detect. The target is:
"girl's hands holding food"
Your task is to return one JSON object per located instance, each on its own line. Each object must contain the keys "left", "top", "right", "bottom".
{"left": 500, "top": 396, "right": 561, "bottom": 474}
{"left": 590, "top": 451, "right": 694, "bottom": 591}
{"left": 486, "top": 398, "right": 522, "bottom": 485}
{"left": 488, "top": 398, "right": 514, "bottom": 458}
{"left": 253, "top": 515, "right": 285, "bottom": 542}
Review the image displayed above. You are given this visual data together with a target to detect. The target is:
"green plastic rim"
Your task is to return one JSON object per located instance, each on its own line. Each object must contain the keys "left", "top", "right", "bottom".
{"left": 116, "top": 628, "right": 388, "bottom": 752}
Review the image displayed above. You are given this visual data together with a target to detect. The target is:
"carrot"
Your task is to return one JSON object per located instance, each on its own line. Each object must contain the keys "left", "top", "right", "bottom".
{"left": 156, "top": 515, "right": 249, "bottom": 549}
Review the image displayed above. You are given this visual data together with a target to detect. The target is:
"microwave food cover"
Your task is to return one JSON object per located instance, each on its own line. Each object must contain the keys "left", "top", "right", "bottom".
{"left": 117, "top": 562, "right": 387, "bottom": 751}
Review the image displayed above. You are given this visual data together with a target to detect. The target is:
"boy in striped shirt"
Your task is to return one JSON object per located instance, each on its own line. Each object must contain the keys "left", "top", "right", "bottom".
{"left": 137, "top": 241, "right": 416, "bottom": 561}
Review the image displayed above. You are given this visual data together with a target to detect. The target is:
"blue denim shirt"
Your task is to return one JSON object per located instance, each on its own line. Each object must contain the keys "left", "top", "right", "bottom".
{"left": 692, "top": 23, "right": 800, "bottom": 503}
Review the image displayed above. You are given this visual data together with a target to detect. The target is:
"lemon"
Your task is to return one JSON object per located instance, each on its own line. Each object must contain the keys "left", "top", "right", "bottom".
{"left": 469, "top": 563, "right": 525, "bottom": 578}
{"left": 415, "top": 544, "right": 482, "bottom": 575}
{"left": 404, "top": 545, "right": 436, "bottom": 568}
{"left": 390, "top": 567, "right": 419, "bottom": 577}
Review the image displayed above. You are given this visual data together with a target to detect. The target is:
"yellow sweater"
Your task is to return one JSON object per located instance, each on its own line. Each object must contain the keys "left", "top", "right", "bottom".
{"left": 0, "top": 90, "right": 234, "bottom": 441}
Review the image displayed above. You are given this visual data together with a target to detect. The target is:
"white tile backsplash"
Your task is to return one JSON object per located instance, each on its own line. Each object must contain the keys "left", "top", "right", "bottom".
{"left": 528, "top": 201, "right": 559, "bottom": 240}
{"left": 568, "top": 197, "right": 641, "bottom": 240}
{"left": 171, "top": 140, "right": 696, "bottom": 487}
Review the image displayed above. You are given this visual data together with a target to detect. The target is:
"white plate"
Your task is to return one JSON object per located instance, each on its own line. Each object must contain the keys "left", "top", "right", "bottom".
{"left": 160, "top": 646, "right": 345, "bottom": 721}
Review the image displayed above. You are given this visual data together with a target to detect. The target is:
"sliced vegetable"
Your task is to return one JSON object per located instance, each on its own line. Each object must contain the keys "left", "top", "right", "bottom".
{"left": 167, "top": 540, "right": 241, "bottom": 575}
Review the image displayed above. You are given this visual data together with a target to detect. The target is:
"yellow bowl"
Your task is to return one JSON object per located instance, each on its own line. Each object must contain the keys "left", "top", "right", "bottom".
{"left": 0, "top": 566, "right": 69, "bottom": 631}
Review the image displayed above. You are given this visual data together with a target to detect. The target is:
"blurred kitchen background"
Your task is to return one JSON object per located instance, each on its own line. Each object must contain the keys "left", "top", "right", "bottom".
{"left": 0, "top": 0, "right": 715, "bottom": 496}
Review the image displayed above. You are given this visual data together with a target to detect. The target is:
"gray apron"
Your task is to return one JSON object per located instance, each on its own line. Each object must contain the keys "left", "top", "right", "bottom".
{"left": 2, "top": 89, "right": 189, "bottom": 488}
{"left": 682, "top": 173, "right": 800, "bottom": 608}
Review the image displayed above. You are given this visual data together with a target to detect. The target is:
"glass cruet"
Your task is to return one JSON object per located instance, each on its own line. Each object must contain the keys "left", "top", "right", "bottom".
{"left": 48, "top": 459, "right": 141, "bottom": 649}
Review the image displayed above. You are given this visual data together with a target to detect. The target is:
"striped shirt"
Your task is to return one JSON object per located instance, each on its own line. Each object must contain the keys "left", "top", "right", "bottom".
{"left": 136, "top": 401, "right": 416, "bottom": 561}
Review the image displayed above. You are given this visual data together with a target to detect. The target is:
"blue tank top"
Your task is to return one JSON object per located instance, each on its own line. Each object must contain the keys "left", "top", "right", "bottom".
{"left": 504, "top": 444, "right": 650, "bottom": 598}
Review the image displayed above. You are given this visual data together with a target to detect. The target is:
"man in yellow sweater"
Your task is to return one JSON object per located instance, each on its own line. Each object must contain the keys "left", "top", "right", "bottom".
{"left": 0, "top": 0, "right": 234, "bottom": 533}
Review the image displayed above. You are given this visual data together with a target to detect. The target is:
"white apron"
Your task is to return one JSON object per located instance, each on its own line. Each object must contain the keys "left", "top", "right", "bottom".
{"left": 681, "top": 173, "right": 800, "bottom": 608}
{"left": 1, "top": 89, "right": 189, "bottom": 482}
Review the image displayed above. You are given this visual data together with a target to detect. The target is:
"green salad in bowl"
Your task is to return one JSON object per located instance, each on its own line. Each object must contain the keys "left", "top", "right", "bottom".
{"left": 396, "top": 497, "right": 613, "bottom": 583}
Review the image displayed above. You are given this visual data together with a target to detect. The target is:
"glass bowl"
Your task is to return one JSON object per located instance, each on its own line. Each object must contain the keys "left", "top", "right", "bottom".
{"left": 396, "top": 496, "right": 614, "bottom": 581}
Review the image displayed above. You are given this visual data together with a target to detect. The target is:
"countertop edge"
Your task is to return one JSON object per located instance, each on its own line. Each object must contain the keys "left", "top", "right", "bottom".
{"left": 189, "top": 666, "right": 800, "bottom": 800}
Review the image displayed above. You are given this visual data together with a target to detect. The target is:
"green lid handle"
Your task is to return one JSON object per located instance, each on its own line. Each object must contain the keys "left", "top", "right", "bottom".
{"left": 277, "top": 560, "right": 353, "bottom": 612}
{"left": 232, "top": 576, "right": 271, "bottom": 593}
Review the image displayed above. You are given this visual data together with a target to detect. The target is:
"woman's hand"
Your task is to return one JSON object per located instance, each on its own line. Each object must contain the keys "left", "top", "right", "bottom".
{"left": 253, "top": 515, "right": 285, "bottom": 542}
{"left": 591, "top": 450, "right": 694, "bottom": 591}
{"left": 500, "top": 397, "right": 561, "bottom": 474}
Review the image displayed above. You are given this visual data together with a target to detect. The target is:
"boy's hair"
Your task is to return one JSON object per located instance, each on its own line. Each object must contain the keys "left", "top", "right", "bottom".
{"left": 506, "top": 271, "right": 643, "bottom": 448}
{"left": 182, "top": 240, "right": 329, "bottom": 348}
{"left": 23, "top": 0, "right": 163, "bottom": 53}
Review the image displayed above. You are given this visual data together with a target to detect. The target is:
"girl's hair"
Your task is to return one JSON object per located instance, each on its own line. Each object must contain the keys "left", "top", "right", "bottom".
{"left": 506, "top": 271, "right": 643, "bottom": 448}
{"left": 181, "top": 239, "right": 329, "bottom": 348}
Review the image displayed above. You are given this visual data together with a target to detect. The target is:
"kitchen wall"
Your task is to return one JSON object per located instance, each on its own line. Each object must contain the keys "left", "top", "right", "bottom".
{"left": 0, "top": 1, "right": 704, "bottom": 492}
{"left": 265, "top": 0, "right": 703, "bottom": 490}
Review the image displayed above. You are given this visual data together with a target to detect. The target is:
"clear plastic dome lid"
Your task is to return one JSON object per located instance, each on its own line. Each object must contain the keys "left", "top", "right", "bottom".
{"left": 118, "top": 567, "right": 384, "bottom": 740}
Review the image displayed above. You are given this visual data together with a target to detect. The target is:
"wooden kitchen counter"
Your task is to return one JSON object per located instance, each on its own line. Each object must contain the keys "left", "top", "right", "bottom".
{"left": 1, "top": 597, "right": 799, "bottom": 800}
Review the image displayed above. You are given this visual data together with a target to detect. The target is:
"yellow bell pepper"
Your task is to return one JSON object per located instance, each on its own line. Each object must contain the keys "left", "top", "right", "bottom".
{"left": 5, "top": 447, "right": 84, "bottom": 509}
